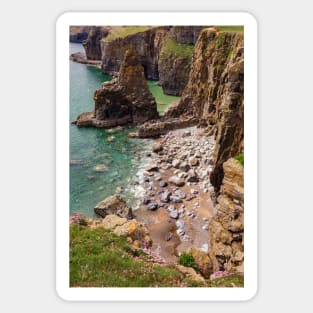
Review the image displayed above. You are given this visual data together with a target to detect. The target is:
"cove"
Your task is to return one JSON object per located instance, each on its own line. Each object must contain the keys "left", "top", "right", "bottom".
{"left": 69, "top": 43, "right": 179, "bottom": 216}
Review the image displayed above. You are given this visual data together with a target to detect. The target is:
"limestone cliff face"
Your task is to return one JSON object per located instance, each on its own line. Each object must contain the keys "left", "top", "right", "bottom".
{"left": 101, "top": 27, "right": 170, "bottom": 80}
{"left": 69, "top": 26, "right": 91, "bottom": 43}
{"left": 209, "top": 158, "right": 244, "bottom": 273}
{"left": 96, "top": 26, "right": 206, "bottom": 95}
{"left": 83, "top": 26, "right": 110, "bottom": 60}
{"left": 166, "top": 28, "right": 244, "bottom": 191}
{"left": 74, "top": 46, "right": 158, "bottom": 128}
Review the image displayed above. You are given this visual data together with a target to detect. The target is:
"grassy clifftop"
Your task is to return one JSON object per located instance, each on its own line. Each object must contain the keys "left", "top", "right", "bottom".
{"left": 70, "top": 224, "right": 244, "bottom": 287}
{"left": 102, "top": 26, "right": 152, "bottom": 42}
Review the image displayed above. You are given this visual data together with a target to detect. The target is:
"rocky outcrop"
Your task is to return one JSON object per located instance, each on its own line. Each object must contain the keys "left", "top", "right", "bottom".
{"left": 166, "top": 28, "right": 244, "bottom": 192}
{"left": 74, "top": 46, "right": 159, "bottom": 128}
{"left": 94, "top": 194, "right": 133, "bottom": 219}
{"left": 101, "top": 27, "right": 169, "bottom": 79}
{"left": 158, "top": 26, "right": 206, "bottom": 95}
{"left": 98, "top": 26, "right": 207, "bottom": 95}
{"left": 69, "top": 26, "right": 92, "bottom": 43}
{"left": 209, "top": 158, "right": 244, "bottom": 273}
{"left": 88, "top": 214, "right": 152, "bottom": 248}
{"left": 83, "top": 26, "right": 110, "bottom": 60}
{"left": 137, "top": 117, "right": 197, "bottom": 138}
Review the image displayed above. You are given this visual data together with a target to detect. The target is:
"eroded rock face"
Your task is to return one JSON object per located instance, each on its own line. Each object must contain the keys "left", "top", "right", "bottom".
{"left": 94, "top": 194, "right": 133, "bottom": 219}
{"left": 74, "top": 46, "right": 159, "bottom": 128}
{"left": 165, "top": 28, "right": 244, "bottom": 192}
{"left": 69, "top": 26, "right": 92, "bottom": 43}
{"left": 209, "top": 158, "right": 244, "bottom": 273}
{"left": 83, "top": 26, "right": 110, "bottom": 60}
{"left": 90, "top": 214, "right": 152, "bottom": 248}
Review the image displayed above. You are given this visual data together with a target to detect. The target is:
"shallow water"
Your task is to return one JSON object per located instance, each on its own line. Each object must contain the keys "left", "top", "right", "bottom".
{"left": 69, "top": 43, "right": 179, "bottom": 216}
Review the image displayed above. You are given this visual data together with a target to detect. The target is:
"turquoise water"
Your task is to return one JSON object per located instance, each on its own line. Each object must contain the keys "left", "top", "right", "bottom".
{"left": 69, "top": 43, "right": 179, "bottom": 217}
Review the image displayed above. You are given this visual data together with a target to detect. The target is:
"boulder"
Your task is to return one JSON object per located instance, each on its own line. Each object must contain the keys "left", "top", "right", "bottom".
{"left": 94, "top": 194, "right": 133, "bottom": 219}
{"left": 145, "top": 163, "right": 159, "bottom": 172}
{"left": 169, "top": 175, "right": 185, "bottom": 187}
{"left": 101, "top": 214, "right": 127, "bottom": 229}
{"left": 114, "top": 220, "right": 152, "bottom": 246}
{"left": 172, "top": 159, "right": 181, "bottom": 168}
{"left": 93, "top": 164, "right": 108, "bottom": 172}
{"left": 161, "top": 191, "right": 171, "bottom": 203}
{"left": 189, "top": 157, "right": 199, "bottom": 166}
{"left": 187, "top": 248, "right": 214, "bottom": 278}
{"left": 152, "top": 142, "right": 163, "bottom": 153}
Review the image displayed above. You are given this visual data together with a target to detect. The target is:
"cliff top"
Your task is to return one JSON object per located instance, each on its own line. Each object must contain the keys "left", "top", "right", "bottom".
{"left": 102, "top": 26, "right": 153, "bottom": 42}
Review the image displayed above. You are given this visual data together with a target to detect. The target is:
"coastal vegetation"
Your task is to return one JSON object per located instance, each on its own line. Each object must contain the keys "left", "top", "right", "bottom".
{"left": 70, "top": 224, "right": 243, "bottom": 287}
{"left": 102, "top": 26, "right": 151, "bottom": 42}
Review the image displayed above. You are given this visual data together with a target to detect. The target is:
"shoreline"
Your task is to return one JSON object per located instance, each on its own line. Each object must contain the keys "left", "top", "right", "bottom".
{"left": 131, "top": 125, "right": 216, "bottom": 262}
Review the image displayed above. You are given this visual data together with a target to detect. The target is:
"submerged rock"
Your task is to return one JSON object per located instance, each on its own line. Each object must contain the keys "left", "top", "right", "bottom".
{"left": 94, "top": 194, "right": 133, "bottom": 219}
{"left": 93, "top": 164, "right": 108, "bottom": 172}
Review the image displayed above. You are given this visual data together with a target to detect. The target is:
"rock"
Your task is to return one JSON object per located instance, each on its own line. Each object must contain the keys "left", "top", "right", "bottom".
{"left": 143, "top": 176, "right": 150, "bottom": 183}
{"left": 173, "top": 189, "right": 186, "bottom": 199}
{"left": 152, "top": 142, "right": 163, "bottom": 153}
{"left": 107, "top": 135, "right": 115, "bottom": 142}
{"left": 167, "top": 205, "right": 176, "bottom": 212}
{"left": 169, "top": 195, "right": 182, "bottom": 203}
{"left": 116, "top": 186, "right": 124, "bottom": 193}
{"left": 145, "top": 163, "right": 158, "bottom": 172}
{"left": 159, "top": 180, "right": 168, "bottom": 188}
{"left": 176, "top": 220, "right": 184, "bottom": 229}
{"left": 175, "top": 264, "right": 205, "bottom": 283}
{"left": 87, "top": 175, "right": 95, "bottom": 180}
{"left": 165, "top": 232, "right": 173, "bottom": 241}
{"left": 146, "top": 202, "right": 158, "bottom": 211}
{"left": 70, "top": 159, "right": 84, "bottom": 165}
{"left": 93, "top": 164, "right": 108, "bottom": 172}
{"left": 101, "top": 214, "right": 127, "bottom": 229}
{"left": 191, "top": 189, "right": 199, "bottom": 195}
{"left": 172, "top": 159, "right": 181, "bottom": 168}
{"left": 182, "top": 130, "right": 191, "bottom": 137}
{"left": 94, "top": 194, "right": 133, "bottom": 219}
{"left": 169, "top": 210, "right": 179, "bottom": 219}
{"left": 179, "top": 162, "right": 191, "bottom": 172}
{"left": 114, "top": 220, "right": 151, "bottom": 247}
{"left": 187, "top": 248, "right": 213, "bottom": 278}
{"left": 189, "top": 157, "right": 199, "bottom": 166}
{"left": 128, "top": 132, "right": 138, "bottom": 138}
{"left": 75, "top": 46, "right": 159, "bottom": 128}
{"left": 186, "top": 169, "right": 199, "bottom": 182}
{"left": 160, "top": 191, "right": 171, "bottom": 203}
{"left": 169, "top": 175, "right": 185, "bottom": 187}
{"left": 176, "top": 228, "right": 185, "bottom": 236}
{"left": 142, "top": 197, "right": 151, "bottom": 205}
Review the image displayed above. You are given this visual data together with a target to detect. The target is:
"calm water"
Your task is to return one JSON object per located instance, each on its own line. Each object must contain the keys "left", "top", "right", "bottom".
{"left": 69, "top": 43, "right": 179, "bottom": 216}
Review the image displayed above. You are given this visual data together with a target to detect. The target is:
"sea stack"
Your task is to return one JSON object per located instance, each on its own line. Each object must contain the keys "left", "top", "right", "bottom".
{"left": 74, "top": 45, "right": 159, "bottom": 128}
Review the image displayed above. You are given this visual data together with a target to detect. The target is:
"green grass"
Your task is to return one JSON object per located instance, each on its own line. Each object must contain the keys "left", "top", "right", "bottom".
{"left": 147, "top": 80, "right": 180, "bottom": 115}
{"left": 70, "top": 224, "right": 198, "bottom": 287}
{"left": 234, "top": 153, "right": 244, "bottom": 166}
{"left": 178, "top": 253, "right": 197, "bottom": 270}
{"left": 207, "top": 274, "right": 244, "bottom": 287}
{"left": 70, "top": 224, "right": 244, "bottom": 287}
{"left": 102, "top": 26, "right": 152, "bottom": 42}
{"left": 216, "top": 26, "right": 244, "bottom": 33}
{"left": 161, "top": 37, "right": 194, "bottom": 59}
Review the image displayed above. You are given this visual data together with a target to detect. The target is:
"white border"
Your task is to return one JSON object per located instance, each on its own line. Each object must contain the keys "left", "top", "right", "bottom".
{"left": 56, "top": 12, "right": 257, "bottom": 301}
